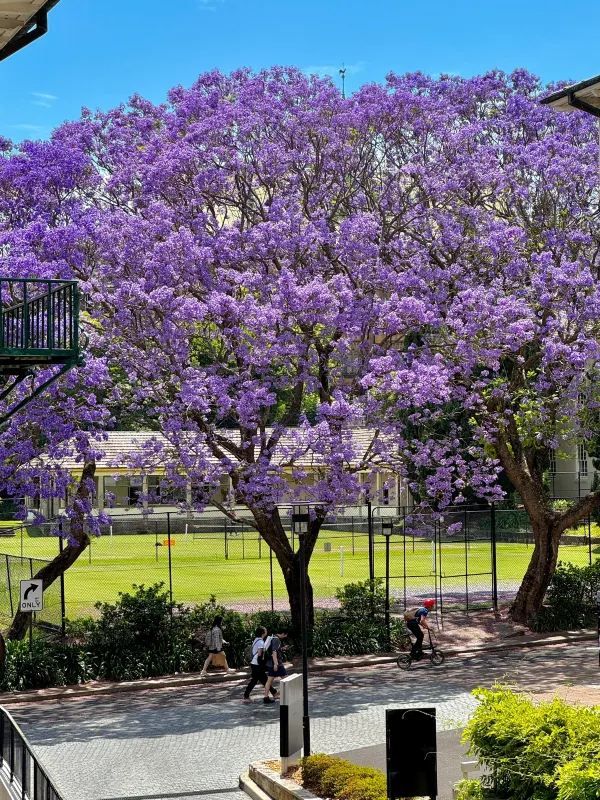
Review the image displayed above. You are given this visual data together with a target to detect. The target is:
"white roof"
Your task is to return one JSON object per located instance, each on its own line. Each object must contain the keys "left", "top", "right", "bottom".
{"left": 58, "top": 428, "right": 384, "bottom": 471}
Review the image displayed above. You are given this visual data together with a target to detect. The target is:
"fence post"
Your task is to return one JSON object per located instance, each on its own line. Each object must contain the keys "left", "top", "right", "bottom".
{"left": 490, "top": 503, "right": 498, "bottom": 613}
{"left": 58, "top": 523, "right": 66, "bottom": 637}
{"left": 224, "top": 521, "right": 228, "bottom": 560}
{"left": 464, "top": 510, "right": 469, "bottom": 614}
{"left": 6, "top": 554, "right": 13, "bottom": 617}
{"left": 269, "top": 546, "right": 274, "bottom": 611}
{"left": 367, "top": 500, "right": 374, "bottom": 584}
{"left": 166, "top": 513, "right": 173, "bottom": 616}
{"left": 588, "top": 513, "right": 593, "bottom": 567}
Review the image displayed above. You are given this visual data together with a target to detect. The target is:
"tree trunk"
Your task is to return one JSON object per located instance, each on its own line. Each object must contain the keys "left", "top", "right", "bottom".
{"left": 283, "top": 552, "right": 315, "bottom": 633}
{"left": 249, "top": 506, "right": 318, "bottom": 633}
{"left": 7, "top": 461, "right": 95, "bottom": 641}
{"left": 510, "top": 518, "right": 562, "bottom": 624}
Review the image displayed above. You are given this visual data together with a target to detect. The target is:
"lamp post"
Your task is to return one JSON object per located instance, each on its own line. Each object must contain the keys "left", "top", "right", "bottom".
{"left": 596, "top": 589, "right": 600, "bottom": 669}
{"left": 381, "top": 519, "right": 394, "bottom": 651}
{"left": 292, "top": 503, "right": 311, "bottom": 756}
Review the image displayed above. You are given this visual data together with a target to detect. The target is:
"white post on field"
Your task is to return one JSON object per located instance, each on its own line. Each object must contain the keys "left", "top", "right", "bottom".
{"left": 340, "top": 546, "right": 344, "bottom": 577}
{"left": 109, "top": 525, "right": 113, "bottom": 537}
{"left": 185, "top": 523, "right": 189, "bottom": 536}
{"left": 431, "top": 539, "right": 435, "bottom": 575}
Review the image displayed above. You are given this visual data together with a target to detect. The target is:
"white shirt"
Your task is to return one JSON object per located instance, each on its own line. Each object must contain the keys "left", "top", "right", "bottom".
{"left": 251, "top": 637, "right": 266, "bottom": 666}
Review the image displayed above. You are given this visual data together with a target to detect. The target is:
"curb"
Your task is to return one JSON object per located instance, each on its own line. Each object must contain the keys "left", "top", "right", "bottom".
{"left": 0, "top": 630, "right": 595, "bottom": 705}
{"left": 247, "top": 761, "right": 320, "bottom": 800}
{"left": 239, "top": 771, "right": 274, "bottom": 800}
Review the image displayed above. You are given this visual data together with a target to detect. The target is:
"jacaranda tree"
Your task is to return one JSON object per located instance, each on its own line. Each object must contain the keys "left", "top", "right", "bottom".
{"left": 2, "top": 68, "right": 599, "bottom": 626}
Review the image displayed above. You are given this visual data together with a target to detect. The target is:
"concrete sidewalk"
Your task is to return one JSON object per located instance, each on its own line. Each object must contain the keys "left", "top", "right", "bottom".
{"left": 0, "top": 627, "right": 594, "bottom": 705}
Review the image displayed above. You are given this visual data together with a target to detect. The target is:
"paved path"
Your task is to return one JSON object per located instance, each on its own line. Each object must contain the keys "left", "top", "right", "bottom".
{"left": 8, "top": 645, "right": 600, "bottom": 800}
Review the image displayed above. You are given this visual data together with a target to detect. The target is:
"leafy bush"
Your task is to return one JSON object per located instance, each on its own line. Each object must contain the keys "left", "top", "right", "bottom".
{"left": 463, "top": 686, "right": 600, "bottom": 800}
{"left": 454, "top": 779, "right": 485, "bottom": 800}
{"left": 0, "top": 580, "right": 406, "bottom": 692}
{"left": 311, "top": 580, "right": 408, "bottom": 657}
{"left": 0, "top": 638, "right": 93, "bottom": 691}
{"left": 302, "top": 754, "right": 386, "bottom": 800}
{"left": 532, "top": 559, "right": 600, "bottom": 631}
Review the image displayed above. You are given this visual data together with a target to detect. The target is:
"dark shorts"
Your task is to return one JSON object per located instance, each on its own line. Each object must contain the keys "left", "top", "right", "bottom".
{"left": 267, "top": 663, "right": 286, "bottom": 678}
{"left": 209, "top": 649, "right": 222, "bottom": 654}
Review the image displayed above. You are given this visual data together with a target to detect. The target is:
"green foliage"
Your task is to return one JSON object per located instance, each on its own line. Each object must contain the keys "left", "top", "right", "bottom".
{"left": 0, "top": 580, "right": 405, "bottom": 692}
{"left": 453, "top": 779, "right": 486, "bottom": 800}
{"left": 302, "top": 755, "right": 386, "bottom": 800}
{"left": 0, "top": 637, "right": 93, "bottom": 691}
{"left": 531, "top": 559, "right": 600, "bottom": 631}
{"left": 464, "top": 686, "right": 600, "bottom": 800}
{"left": 311, "top": 580, "right": 408, "bottom": 656}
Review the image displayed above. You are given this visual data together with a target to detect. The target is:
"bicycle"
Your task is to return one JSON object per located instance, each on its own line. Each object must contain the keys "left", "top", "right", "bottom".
{"left": 396, "top": 628, "right": 445, "bottom": 670}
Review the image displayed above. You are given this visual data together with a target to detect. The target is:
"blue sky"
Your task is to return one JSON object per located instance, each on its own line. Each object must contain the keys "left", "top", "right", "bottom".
{"left": 2, "top": 0, "right": 599, "bottom": 142}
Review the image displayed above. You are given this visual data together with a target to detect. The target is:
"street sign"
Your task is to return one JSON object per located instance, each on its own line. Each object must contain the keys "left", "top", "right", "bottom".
{"left": 19, "top": 580, "right": 43, "bottom": 612}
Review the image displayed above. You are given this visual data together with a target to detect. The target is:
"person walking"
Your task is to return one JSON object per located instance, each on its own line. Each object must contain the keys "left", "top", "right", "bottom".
{"left": 403, "top": 599, "right": 435, "bottom": 659}
{"left": 242, "top": 626, "right": 279, "bottom": 703}
{"left": 263, "top": 630, "right": 287, "bottom": 705}
{"left": 201, "top": 616, "right": 235, "bottom": 677}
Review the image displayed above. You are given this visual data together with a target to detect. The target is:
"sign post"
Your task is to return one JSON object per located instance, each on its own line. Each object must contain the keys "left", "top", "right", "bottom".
{"left": 20, "top": 579, "right": 43, "bottom": 652}
{"left": 19, "top": 579, "right": 43, "bottom": 613}
{"left": 280, "top": 673, "right": 304, "bottom": 776}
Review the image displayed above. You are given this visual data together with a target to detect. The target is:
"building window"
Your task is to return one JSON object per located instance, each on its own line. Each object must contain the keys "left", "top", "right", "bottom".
{"left": 578, "top": 443, "right": 588, "bottom": 477}
{"left": 104, "top": 476, "right": 133, "bottom": 507}
{"left": 148, "top": 475, "right": 185, "bottom": 505}
{"left": 548, "top": 450, "right": 556, "bottom": 475}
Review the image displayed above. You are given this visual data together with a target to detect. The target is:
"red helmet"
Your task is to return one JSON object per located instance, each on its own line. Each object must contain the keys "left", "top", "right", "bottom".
{"left": 423, "top": 598, "right": 436, "bottom": 609}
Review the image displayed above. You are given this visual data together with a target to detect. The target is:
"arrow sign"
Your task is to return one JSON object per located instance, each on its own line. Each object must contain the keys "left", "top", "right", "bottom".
{"left": 19, "top": 580, "right": 43, "bottom": 612}
{"left": 24, "top": 583, "right": 38, "bottom": 600}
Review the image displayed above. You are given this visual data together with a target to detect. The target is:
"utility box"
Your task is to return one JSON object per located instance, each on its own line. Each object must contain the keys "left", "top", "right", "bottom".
{"left": 386, "top": 707, "right": 437, "bottom": 799}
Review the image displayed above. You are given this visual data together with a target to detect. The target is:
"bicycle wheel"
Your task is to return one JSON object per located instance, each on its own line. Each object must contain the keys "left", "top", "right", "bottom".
{"left": 430, "top": 648, "right": 445, "bottom": 666}
{"left": 396, "top": 654, "right": 412, "bottom": 670}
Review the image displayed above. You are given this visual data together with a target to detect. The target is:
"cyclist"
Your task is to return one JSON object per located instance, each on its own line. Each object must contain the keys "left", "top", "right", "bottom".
{"left": 403, "top": 599, "right": 436, "bottom": 660}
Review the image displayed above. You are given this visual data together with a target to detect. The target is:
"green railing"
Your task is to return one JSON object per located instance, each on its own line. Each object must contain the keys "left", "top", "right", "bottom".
{"left": 0, "top": 278, "right": 80, "bottom": 359}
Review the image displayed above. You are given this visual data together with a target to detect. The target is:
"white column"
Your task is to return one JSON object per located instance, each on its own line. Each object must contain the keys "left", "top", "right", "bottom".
{"left": 96, "top": 475, "right": 104, "bottom": 511}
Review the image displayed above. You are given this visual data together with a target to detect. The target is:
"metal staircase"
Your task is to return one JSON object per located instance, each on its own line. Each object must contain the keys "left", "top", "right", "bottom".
{"left": 0, "top": 279, "right": 82, "bottom": 425}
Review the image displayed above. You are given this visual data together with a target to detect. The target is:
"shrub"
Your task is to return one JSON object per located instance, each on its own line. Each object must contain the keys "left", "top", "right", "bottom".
{"left": 302, "top": 755, "right": 386, "bottom": 800}
{"left": 0, "top": 637, "right": 92, "bottom": 691}
{"left": 311, "top": 580, "right": 407, "bottom": 657}
{"left": 464, "top": 686, "right": 600, "bottom": 800}
{"left": 339, "top": 774, "right": 387, "bottom": 800}
{"left": 453, "top": 779, "right": 485, "bottom": 800}
{"left": 532, "top": 559, "right": 600, "bottom": 631}
{"left": 301, "top": 753, "right": 339, "bottom": 791}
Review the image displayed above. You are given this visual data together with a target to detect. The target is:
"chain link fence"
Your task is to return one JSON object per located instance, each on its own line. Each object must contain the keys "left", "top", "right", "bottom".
{"left": 0, "top": 502, "right": 597, "bottom": 626}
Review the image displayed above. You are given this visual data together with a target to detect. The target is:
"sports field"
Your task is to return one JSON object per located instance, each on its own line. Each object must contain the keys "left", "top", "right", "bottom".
{"left": 0, "top": 524, "right": 597, "bottom": 619}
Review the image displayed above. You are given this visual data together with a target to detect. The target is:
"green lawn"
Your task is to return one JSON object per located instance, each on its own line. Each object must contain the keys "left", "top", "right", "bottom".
{"left": 0, "top": 526, "right": 597, "bottom": 619}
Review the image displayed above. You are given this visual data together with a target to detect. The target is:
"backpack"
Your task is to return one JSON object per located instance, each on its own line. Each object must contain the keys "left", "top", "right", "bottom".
{"left": 403, "top": 607, "right": 420, "bottom": 622}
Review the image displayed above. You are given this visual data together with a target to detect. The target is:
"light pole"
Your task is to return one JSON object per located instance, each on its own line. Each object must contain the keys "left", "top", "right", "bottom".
{"left": 292, "top": 503, "right": 311, "bottom": 756}
{"left": 381, "top": 519, "right": 394, "bottom": 651}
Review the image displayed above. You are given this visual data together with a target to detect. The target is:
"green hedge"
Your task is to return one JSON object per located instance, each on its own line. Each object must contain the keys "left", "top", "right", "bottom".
{"left": 532, "top": 559, "right": 600, "bottom": 631}
{"left": 0, "top": 579, "right": 401, "bottom": 692}
{"left": 463, "top": 687, "right": 600, "bottom": 800}
{"left": 302, "top": 754, "right": 387, "bottom": 800}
